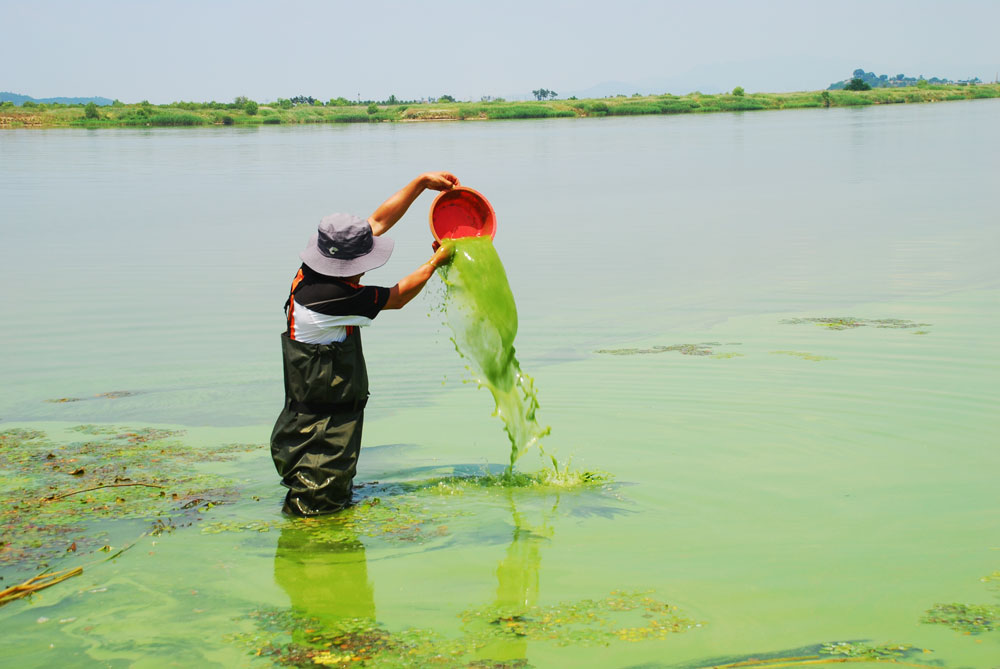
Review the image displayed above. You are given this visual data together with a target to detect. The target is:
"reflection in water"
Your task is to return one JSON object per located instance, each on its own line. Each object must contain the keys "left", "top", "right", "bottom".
{"left": 258, "top": 486, "right": 695, "bottom": 665}
{"left": 273, "top": 522, "right": 376, "bottom": 629}
{"left": 270, "top": 493, "right": 557, "bottom": 667}
{"left": 475, "top": 492, "right": 557, "bottom": 665}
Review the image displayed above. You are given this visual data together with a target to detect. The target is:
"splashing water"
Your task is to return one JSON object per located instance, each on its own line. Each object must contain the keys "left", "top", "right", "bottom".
{"left": 439, "top": 237, "right": 552, "bottom": 469}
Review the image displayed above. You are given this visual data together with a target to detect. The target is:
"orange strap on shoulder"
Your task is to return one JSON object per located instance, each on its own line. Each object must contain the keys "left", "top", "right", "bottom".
{"left": 286, "top": 269, "right": 305, "bottom": 340}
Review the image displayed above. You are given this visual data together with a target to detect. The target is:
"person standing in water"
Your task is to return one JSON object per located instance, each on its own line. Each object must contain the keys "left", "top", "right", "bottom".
{"left": 271, "top": 172, "right": 458, "bottom": 516}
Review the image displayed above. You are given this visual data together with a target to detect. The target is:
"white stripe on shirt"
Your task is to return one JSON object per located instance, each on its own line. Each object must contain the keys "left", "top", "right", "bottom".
{"left": 292, "top": 302, "right": 374, "bottom": 344}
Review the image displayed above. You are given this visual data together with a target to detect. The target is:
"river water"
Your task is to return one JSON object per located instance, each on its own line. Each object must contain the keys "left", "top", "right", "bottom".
{"left": 1, "top": 100, "right": 998, "bottom": 667}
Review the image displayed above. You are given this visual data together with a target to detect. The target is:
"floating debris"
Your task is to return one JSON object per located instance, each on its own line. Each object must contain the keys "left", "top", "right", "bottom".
{"left": 95, "top": 390, "right": 141, "bottom": 399}
{"left": 980, "top": 570, "right": 1000, "bottom": 587}
{"left": 0, "top": 426, "right": 262, "bottom": 573}
{"left": 681, "top": 640, "right": 931, "bottom": 669}
{"left": 234, "top": 591, "right": 698, "bottom": 667}
{"left": 204, "top": 469, "right": 612, "bottom": 546}
{"left": 769, "top": 350, "right": 836, "bottom": 362}
{"left": 921, "top": 565, "right": 1000, "bottom": 635}
{"left": 45, "top": 390, "right": 144, "bottom": 403}
{"left": 819, "top": 641, "right": 917, "bottom": 659}
{"left": 596, "top": 343, "right": 739, "bottom": 357}
{"left": 205, "top": 496, "right": 460, "bottom": 545}
{"left": 201, "top": 519, "right": 285, "bottom": 535}
{"left": 234, "top": 610, "right": 468, "bottom": 667}
{"left": 421, "top": 468, "right": 613, "bottom": 494}
{"left": 0, "top": 567, "right": 83, "bottom": 607}
{"left": 461, "top": 590, "right": 699, "bottom": 646}
{"left": 922, "top": 602, "right": 999, "bottom": 634}
{"left": 780, "top": 317, "right": 931, "bottom": 331}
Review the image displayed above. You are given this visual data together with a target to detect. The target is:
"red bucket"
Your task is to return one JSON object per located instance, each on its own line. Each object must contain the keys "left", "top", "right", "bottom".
{"left": 429, "top": 187, "right": 497, "bottom": 242}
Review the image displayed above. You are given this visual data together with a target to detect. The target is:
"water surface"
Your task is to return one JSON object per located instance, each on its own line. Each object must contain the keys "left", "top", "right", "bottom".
{"left": 1, "top": 100, "right": 998, "bottom": 667}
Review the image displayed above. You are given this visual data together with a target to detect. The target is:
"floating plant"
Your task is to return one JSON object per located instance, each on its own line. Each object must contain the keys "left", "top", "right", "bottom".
{"left": 681, "top": 640, "right": 931, "bottom": 669}
{"left": 921, "top": 565, "right": 1000, "bottom": 635}
{"left": 780, "top": 317, "right": 931, "bottom": 331}
{"left": 203, "top": 470, "right": 613, "bottom": 543}
{"left": 204, "top": 497, "right": 459, "bottom": 545}
{"left": 596, "top": 342, "right": 742, "bottom": 357}
{"left": 418, "top": 468, "right": 613, "bottom": 493}
{"left": 0, "top": 426, "right": 261, "bottom": 576}
{"left": 769, "top": 350, "right": 836, "bottom": 362}
{"left": 460, "top": 590, "right": 700, "bottom": 646}
{"left": 922, "top": 602, "right": 999, "bottom": 634}
{"left": 234, "top": 609, "right": 480, "bottom": 668}
{"left": 45, "top": 390, "right": 144, "bottom": 403}
{"left": 233, "top": 591, "right": 698, "bottom": 668}
{"left": 819, "top": 641, "right": 918, "bottom": 659}
{"left": 981, "top": 570, "right": 1000, "bottom": 588}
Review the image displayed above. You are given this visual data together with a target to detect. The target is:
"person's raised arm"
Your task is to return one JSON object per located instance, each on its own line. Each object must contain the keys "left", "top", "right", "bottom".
{"left": 368, "top": 172, "right": 459, "bottom": 237}
{"left": 384, "top": 243, "right": 454, "bottom": 310}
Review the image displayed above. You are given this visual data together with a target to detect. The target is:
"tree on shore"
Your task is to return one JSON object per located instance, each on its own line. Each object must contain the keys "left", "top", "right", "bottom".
{"left": 437, "top": 94, "right": 456, "bottom": 103}
{"left": 84, "top": 101, "right": 99, "bottom": 119}
{"left": 732, "top": 86, "right": 745, "bottom": 97}
{"left": 844, "top": 78, "right": 871, "bottom": 91}
{"left": 532, "top": 88, "right": 557, "bottom": 100}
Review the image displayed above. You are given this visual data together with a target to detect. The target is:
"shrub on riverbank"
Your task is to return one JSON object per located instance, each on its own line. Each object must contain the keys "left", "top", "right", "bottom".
{"left": 485, "top": 105, "right": 573, "bottom": 119}
{"left": 148, "top": 113, "right": 204, "bottom": 126}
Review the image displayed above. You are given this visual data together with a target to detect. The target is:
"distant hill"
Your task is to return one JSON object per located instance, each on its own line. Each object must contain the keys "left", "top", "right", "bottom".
{"left": 828, "top": 69, "right": 982, "bottom": 90}
{"left": 0, "top": 91, "right": 114, "bottom": 106}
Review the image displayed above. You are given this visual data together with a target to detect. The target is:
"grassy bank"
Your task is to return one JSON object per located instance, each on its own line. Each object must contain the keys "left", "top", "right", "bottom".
{"left": 2, "top": 84, "right": 998, "bottom": 129}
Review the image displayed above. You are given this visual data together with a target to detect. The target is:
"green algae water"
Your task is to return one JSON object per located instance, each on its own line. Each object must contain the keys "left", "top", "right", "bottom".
{"left": 2, "top": 101, "right": 1000, "bottom": 668}
{"left": 440, "top": 236, "right": 552, "bottom": 469}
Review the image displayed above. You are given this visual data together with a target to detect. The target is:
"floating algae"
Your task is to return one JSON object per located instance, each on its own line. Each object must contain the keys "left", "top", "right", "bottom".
{"left": 921, "top": 565, "right": 1000, "bottom": 635}
{"left": 680, "top": 641, "right": 930, "bottom": 669}
{"left": 235, "top": 590, "right": 697, "bottom": 667}
{"left": 440, "top": 237, "right": 551, "bottom": 468}
{"left": 0, "top": 426, "right": 259, "bottom": 573}
{"left": 202, "top": 469, "right": 614, "bottom": 542}
{"left": 770, "top": 350, "right": 836, "bottom": 362}
{"left": 922, "top": 603, "right": 999, "bottom": 634}
{"left": 595, "top": 342, "right": 743, "bottom": 357}
{"left": 780, "top": 317, "right": 931, "bottom": 331}
{"left": 204, "top": 496, "right": 463, "bottom": 544}
{"left": 920, "top": 565, "right": 1000, "bottom": 635}
{"left": 45, "top": 389, "right": 144, "bottom": 403}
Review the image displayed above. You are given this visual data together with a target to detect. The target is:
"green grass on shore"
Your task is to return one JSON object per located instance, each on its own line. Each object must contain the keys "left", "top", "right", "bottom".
{"left": 2, "top": 84, "right": 998, "bottom": 129}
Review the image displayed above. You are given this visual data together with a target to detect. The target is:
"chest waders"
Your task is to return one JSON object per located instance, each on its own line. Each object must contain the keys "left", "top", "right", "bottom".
{"left": 270, "top": 271, "right": 370, "bottom": 516}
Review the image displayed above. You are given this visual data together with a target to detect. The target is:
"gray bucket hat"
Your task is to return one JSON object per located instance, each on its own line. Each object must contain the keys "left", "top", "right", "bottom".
{"left": 299, "top": 213, "right": 394, "bottom": 276}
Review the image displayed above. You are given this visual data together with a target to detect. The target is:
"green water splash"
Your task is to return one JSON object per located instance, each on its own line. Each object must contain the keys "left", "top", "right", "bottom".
{"left": 440, "top": 237, "right": 551, "bottom": 469}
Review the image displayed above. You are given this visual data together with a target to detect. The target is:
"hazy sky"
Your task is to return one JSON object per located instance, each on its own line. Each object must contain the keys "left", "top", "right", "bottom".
{"left": 4, "top": 0, "right": 998, "bottom": 102}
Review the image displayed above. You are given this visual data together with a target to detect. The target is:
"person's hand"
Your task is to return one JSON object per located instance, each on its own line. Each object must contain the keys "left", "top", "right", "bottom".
{"left": 421, "top": 172, "right": 459, "bottom": 191}
{"left": 429, "top": 241, "right": 455, "bottom": 268}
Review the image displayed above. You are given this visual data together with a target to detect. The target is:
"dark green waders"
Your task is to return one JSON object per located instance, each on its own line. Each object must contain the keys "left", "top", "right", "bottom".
{"left": 270, "top": 330, "right": 370, "bottom": 516}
